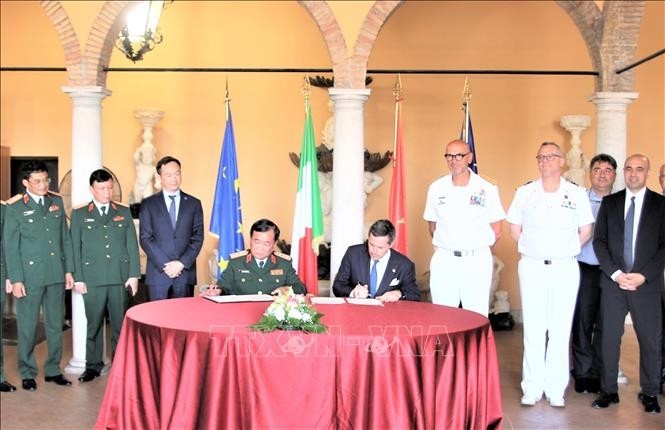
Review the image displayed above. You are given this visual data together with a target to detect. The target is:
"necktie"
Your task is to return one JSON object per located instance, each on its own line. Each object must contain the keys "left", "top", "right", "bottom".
{"left": 258, "top": 260, "right": 265, "bottom": 269}
{"left": 623, "top": 196, "right": 635, "bottom": 271}
{"left": 38, "top": 197, "right": 44, "bottom": 207}
{"left": 168, "top": 195, "right": 177, "bottom": 229}
{"left": 369, "top": 260, "right": 378, "bottom": 298}
{"left": 100, "top": 205, "right": 107, "bottom": 216}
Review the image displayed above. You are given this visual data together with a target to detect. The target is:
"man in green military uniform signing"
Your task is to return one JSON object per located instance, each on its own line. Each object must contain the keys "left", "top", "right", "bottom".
{"left": 3, "top": 161, "right": 74, "bottom": 390}
{"left": 206, "top": 219, "right": 306, "bottom": 296}
{"left": 70, "top": 169, "right": 140, "bottom": 382}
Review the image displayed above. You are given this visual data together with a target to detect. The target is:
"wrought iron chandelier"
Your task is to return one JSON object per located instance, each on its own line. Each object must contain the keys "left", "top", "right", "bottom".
{"left": 116, "top": 1, "right": 169, "bottom": 63}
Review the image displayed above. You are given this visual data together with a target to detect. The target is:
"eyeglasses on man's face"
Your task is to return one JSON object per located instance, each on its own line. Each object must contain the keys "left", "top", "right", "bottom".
{"left": 444, "top": 153, "right": 469, "bottom": 161}
{"left": 27, "top": 178, "right": 51, "bottom": 186}
{"left": 535, "top": 154, "right": 562, "bottom": 162}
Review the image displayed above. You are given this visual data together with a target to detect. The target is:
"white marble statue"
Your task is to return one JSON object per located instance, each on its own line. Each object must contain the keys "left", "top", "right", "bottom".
{"left": 489, "top": 255, "right": 505, "bottom": 308}
{"left": 131, "top": 143, "right": 158, "bottom": 204}
{"left": 363, "top": 171, "right": 383, "bottom": 208}
{"left": 560, "top": 115, "right": 591, "bottom": 187}
{"left": 319, "top": 171, "right": 333, "bottom": 243}
{"left": 321, "top": 100, "right": 335, "bottom": 150}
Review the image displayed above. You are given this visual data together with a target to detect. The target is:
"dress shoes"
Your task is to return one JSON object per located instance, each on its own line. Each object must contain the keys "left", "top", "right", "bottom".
{"left": 44, "top": 374, "right": 72, "bottom": 386}
{"left": 638, "top": 392, "right": 661, "bottom": 413}
{"left": 0, "top": 381, "right": 17, "bottom": 392}
{"left": 22, "top": 379, "right": 37, "bottom": 391}
{"left": 574, "top": 377, "right": 601, "bottom": 394}
{"left": 592, "top": 392, "right": 620, "bottom": 408}
{"left": 78, "top": 369, "right": 100, "bottom": 383}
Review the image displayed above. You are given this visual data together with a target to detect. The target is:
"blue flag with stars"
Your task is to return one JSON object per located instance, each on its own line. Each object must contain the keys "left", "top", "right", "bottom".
{"left": 210, "top": 104, "right": 244, "bottom": 279}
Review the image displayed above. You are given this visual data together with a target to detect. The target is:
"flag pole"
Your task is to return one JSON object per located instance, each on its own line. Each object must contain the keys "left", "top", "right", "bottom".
{"left": 392, "top": 74, "right": 402, "bottom": 167}
{"left": 225, "top": 75, "right": 230, "bottom": 121}
{"left": 462, "top": 76, "right": 471, "bottom": 142}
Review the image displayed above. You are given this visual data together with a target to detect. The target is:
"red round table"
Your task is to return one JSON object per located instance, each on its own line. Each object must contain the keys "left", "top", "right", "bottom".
{"left": 95, "top": 298, "right": 503, "bottom": 429}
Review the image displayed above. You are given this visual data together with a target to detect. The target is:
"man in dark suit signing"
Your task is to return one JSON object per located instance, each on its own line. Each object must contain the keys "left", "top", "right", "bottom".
{"left": 333, "top": 219, "right": 420, "bottom": 302}
{"left": 592, "top": 154, "right": 665, "bottom": 414}
{"left": 139, "top": 156, "right": 204, "bottom": 300}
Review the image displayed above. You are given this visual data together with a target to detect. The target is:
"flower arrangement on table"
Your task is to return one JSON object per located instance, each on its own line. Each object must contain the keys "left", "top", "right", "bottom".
{"left": 249, "top": 287, "right": 326, "bottom": 333}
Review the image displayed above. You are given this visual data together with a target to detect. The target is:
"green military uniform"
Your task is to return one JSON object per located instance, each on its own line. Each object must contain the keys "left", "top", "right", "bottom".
{"left": 217, "top": 250, "right": 307, "bottom": 295}
{"left": 70, "top": 201, "right": 140, "bottom": 372}
{"left": 3, "top": 192, "right": 74, "bottom": 379}
{"left": 1, "top": 201, "right": 9, "bottom": 383}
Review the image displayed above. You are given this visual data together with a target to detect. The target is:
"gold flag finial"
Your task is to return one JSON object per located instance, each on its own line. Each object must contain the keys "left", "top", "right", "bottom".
{"left": 225, "top": 75, "right": 231, "bottom": 121}
{"left": 462, "top": 75, "right": 472, "bottom": 104}
{"left": 302, "top": 73, "right": 311, "bottom": 101}
{"left": 393, "top": 73, "right": 403, "bottom": 100}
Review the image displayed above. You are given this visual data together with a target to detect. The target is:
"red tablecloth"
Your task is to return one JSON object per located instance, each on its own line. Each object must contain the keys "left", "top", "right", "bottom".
{"left": 95, "top": 298, "right": 503, "bottom": 429}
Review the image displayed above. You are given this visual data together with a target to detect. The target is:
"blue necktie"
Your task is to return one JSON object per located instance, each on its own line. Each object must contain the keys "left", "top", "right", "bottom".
{"left": 369, "top": 260, "right": 378, "bottom": 298}
{"left": 623, "top": 196, "right": 635, "bottom": 271}
{"left": 168, "top": 195, "right": 177, "bottom": 229}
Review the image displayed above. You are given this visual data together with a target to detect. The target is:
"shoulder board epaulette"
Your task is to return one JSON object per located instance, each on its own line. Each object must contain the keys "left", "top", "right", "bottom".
{"left": 72, "top": 202, "right": 89, "bottom": 210}
{"left": 6, "top": 194, "right": 22, "bottom": 204}
{"left": 273, "top": 251, "right": 292, "bottom": 261}
{"left": 523, "top": 180, "right": 534, "bottom": 186}
{"left": 47, "top": 190, "right": 62, "bottom": 197}
{"left": 479, "top": 174, "right": 497, "bottom": 185}
{"left": 0, "top": 200, "right": 5, "bottom": 205}
{"left": 112, "top": 201, "right": 128, "bottom": 208}
{"left": 567, "top": 180, "right": 580, "bottom": 187}
{"left": 230, "top": 250, "right": 249, "bottom": 259}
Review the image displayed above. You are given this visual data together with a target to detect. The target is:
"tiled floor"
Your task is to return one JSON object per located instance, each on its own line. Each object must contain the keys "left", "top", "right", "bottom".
{"left": 1, "top": 324, "right": 663, "bottom": 429}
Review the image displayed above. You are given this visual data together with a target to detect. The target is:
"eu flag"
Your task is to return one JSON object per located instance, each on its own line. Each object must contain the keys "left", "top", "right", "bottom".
{"left": 210, "top": 104, "right": 244, "bottom": 279}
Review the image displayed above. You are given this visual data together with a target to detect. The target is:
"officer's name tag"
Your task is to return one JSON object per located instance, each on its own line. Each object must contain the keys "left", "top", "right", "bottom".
{"left": 84, "top": 218, "right": 95, "bottom": 223}
{"left": 270, "top": 269, "right": 284, "bottom": 275}
{"left": 561, "top": 195, "right": 576, "bottom": 209}
{"left": 23, "top": 210, "right": 35, "bottom": 216}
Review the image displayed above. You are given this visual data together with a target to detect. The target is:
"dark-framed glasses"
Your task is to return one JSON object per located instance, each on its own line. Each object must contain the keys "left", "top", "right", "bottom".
{"left": 444, "top": 153, "right": 469, "bottom": 161}
{"left": 591, "top": 167, "right": 615, "bottom": 176}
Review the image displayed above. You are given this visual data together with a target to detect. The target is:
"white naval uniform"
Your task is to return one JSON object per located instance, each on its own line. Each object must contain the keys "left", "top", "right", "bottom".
{"left": 423, "top": 170, "right": 505, "bottom": 315}
{"left": 506, "top": 177, "right": 594, "bottom": 401}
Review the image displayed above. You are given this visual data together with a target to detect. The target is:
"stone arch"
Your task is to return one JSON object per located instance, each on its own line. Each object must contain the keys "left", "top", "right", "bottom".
{"left": 80, "top": 0, "right": 131, "bottom": 86}
{"left": 299, "top": 1, "right": 348, "bottom": 84}
{"left": 40, "top": 1, "right": 82, "bottom": 83}
{"left": 556, "top": 0, "right": 645, "bottom": 92}
{"left": 40, "top": 1, "right": 131, "bottom": 86}
{"left": 349, "top": 1, "right": 402, "bottom": 88}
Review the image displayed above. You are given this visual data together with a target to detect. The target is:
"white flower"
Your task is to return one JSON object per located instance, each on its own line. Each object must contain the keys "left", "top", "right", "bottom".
{"left": 269, "top": 305, "right": 286, "bottom": 321}
{"left": 301, "top": 312, "right": 312, "bottom": 322}
{"left": 288, "top": 307, "right": 303, "bottom": 321}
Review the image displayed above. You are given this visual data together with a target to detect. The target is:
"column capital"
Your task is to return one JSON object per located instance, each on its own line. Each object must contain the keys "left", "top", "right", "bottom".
{"left": 329, "top": 88, "right": 371, "bottom": 101}
{"left": 61, "top": 85, "right": 111, "bottom": 101}
{"left": 588, "top": 92, "right": 639, "bottom": 106}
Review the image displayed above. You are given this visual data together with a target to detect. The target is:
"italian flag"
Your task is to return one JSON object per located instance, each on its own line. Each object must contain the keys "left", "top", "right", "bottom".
{"left": 291, "top": 96, "right": 324, "bottom": 295}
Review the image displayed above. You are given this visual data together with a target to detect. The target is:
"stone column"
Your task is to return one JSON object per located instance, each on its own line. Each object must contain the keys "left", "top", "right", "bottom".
{"left": 328, "top": 88, "right": 371, "bottom": 294}
{"left": 61, "top": 85, "right": 110, "bottom": 374}
{"left": 588, "top": 92, "right": 638, "bottom": 191}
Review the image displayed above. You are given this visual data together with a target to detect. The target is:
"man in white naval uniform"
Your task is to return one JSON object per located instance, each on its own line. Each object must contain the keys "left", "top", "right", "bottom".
{"left": 423, "top": 139, "right": 505, "bottom": 316}
{"left": 507, "top": 141, "right": 594, "bottom": 408}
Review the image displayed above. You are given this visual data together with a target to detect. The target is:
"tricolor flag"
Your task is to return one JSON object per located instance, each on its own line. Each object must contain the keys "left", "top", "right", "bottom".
{"left": 209, "top": 93, "right": 244, "bottom": 279}
{"left": 460, "top": 76, "right": 478, "bottom": 173}
{"left": 290, "top": 85, "right": 324, "bottom": 295}
{"left": 388, "top": 75, "right": 408, "bottom": 254}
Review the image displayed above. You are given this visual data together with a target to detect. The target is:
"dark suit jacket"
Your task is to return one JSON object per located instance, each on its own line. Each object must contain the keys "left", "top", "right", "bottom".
{"left": 593, "top": 188, "right": 665, "bottom": 293}
{"left": 332, "top": 243, "right": 421, "bottom": 301}
{"left": 139, "top": 190, "right": 204, "bottom": 287}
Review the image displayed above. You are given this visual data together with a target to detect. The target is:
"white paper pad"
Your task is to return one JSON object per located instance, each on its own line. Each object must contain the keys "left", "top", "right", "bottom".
{"left": 310, "top": 297, "right": 346, "bottom": 305}
{"left": 203, "top": 294, "right": 275, "bottom": 303}
{"left": 345, "top": 298, "right": 384, "bottom": 306}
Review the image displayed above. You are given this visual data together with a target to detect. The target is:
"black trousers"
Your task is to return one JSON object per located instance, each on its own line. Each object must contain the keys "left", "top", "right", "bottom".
{"left": 599, "top": 288, "right": 663, "bottom": 395}
{"left": 571, "top": 262, "right": 602, "bottom": 380}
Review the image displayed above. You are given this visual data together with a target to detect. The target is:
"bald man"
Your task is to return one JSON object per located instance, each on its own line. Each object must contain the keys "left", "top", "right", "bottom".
{"left": 593, "top": 154, "right": 665, "bottom": 413}
{"left": 423, "top": 139, "right": 505, "bottom": 316}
